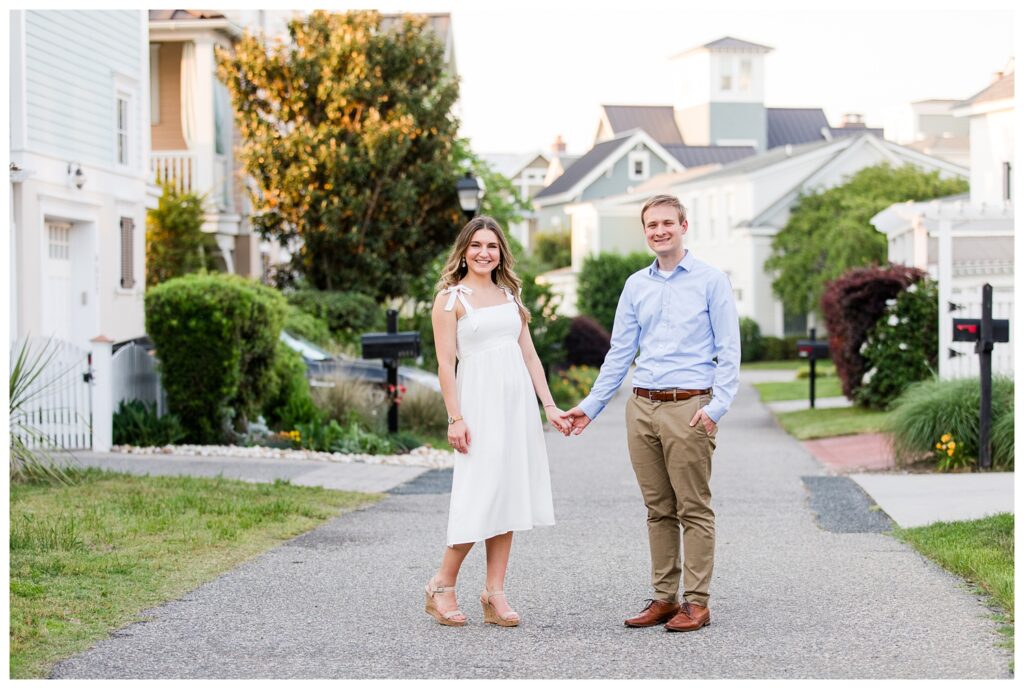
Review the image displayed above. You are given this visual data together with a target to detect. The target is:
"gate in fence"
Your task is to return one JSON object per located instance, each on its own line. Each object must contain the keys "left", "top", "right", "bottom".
{"left": 111, "top": 342, "right": 167, "bottom": 416}
{"left": 10, "top": 337, "right": 92, "bottom": 450}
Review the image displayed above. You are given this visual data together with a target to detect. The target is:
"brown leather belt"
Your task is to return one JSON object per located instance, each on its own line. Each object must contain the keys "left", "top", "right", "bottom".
{"left": 633, "top": 387, "right": 712, "bottom": 402}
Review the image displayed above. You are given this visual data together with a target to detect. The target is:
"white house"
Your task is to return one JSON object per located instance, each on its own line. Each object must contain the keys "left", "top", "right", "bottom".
{"left": 480, "top": 149, "right": 550, "bottom": 249}
{"left": 564, "top": 134, "right": 967, "bottom": 336}
{"left": 871, "top": 62, "right": 1014, "bottom": 379}
{"left": 10, "top": 10, "right": 157, "bottom": 350}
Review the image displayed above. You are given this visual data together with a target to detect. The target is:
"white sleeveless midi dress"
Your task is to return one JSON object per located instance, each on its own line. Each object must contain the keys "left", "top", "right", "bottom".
{"left": 441, "top": 285, "right": 555, "bottom": 546}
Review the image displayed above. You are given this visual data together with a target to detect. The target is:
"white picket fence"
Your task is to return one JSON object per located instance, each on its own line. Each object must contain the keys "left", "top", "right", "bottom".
{"left": 943, "top": 284, "right": 1014, "bottom": 379}
{"left": 111, "top": 342, "right": 168, "bottom": 416}
{"left": 10, "top": 337, "right": 92, "bottom": 450}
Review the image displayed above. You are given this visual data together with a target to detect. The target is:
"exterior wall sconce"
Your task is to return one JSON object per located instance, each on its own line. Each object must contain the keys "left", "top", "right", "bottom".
{"left": 68, "top": 162, "right": 86, "bottom": 189}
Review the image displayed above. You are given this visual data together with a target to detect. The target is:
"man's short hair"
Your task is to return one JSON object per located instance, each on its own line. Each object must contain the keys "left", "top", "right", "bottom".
{"left": 641, "top": 194, "right": 687, "bottom": 225}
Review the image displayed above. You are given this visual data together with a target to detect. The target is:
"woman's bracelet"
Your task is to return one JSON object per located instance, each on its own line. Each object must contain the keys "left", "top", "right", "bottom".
{"left": 543, "top": 404, "right": 557, "bottom": 408}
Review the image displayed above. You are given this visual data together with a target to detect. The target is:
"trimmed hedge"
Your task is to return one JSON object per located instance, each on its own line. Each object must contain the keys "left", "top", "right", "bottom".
{"left": 286, "top": 289, "right": 382, "bottom": 337}
{"left": 146, "top": 273, "right": 287, "bottom": 443}
{"left": 578, "top": 252, "right": 652, "bottom": 333}
{"left": 739, "top": 317, "right": 764, "bottom": 362}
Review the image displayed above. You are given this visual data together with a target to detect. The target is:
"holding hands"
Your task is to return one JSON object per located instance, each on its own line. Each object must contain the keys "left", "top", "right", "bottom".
{"left": 560, "top": 407, "right": 592, "bottom": 436}
{"left": 544, "top": 405, "right": 573, "bottom": 436}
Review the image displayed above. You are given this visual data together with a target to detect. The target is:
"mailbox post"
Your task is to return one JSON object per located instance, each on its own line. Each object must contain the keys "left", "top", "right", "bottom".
{"left": 796, "top": 328, "right": 830, "bottom": 408}
{"left": 952, "top": 283, "right": 1010, "bottom": 470}
{"left": 360, "top": 309, "right": 421, "bottom": 433}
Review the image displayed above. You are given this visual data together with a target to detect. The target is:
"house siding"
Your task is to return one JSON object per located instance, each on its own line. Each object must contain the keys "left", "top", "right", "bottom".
{"left": 581, "top": 144, "right": 670, "bottom": 200}
{"left": 709, "top": 102, "right": 766, "bottom": 150}
{"left": 151, "top": 41, "right": 187, "bottom": 150}
{"left": 24, "top": 10, "right": 143, "bottom": 167}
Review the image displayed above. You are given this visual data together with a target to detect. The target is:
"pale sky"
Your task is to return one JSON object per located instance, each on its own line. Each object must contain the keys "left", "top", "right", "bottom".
{"left": 322, "top": 0, "right": 1015, "bottom": 155}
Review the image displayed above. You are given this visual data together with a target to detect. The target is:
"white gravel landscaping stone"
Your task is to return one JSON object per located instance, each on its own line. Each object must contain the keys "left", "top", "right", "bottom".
{"left": 110, "top": 444, "right": 455, "bottom": 469}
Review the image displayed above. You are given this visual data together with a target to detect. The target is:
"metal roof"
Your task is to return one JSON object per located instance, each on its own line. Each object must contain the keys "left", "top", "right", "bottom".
{"left": 689, "top": 139, "right": 837, "bottom": 183}
{"left": 702, "top": 36, "right": 773, "bottom": 53}
{"left": 766, "top": 108, "right": 830, "bottom": 149}
{"left": 829, "top": 126, "right": 884, "bottom": 140}
{"left": 601, "top": 105, "right": 683, "bottom": 145}
{"left": 663, "top": 144, "right": 756, "bottom": 168}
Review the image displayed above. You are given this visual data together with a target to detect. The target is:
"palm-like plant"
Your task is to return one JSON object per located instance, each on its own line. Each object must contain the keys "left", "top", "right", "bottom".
{"left": 9, "top": 337, "right": 77, "bottom": 484}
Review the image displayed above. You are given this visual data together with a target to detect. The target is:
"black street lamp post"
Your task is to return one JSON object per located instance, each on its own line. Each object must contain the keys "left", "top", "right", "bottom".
{"left": 456, "top": 170, "right": 484, "bottom": 221}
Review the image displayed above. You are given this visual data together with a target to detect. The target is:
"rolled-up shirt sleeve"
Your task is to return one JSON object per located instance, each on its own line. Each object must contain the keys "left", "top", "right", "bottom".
{"left": 578, "top": 279, "right": 640, "bottom": 421}
{"left": 703, "top": 272, "right": 741, "bottom": 423}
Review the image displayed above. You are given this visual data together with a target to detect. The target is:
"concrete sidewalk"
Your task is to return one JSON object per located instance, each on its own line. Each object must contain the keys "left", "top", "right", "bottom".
{"left": 52, "top": 379, "right": 1010, "bottom": 679}
{"left": 851, "top": 473, "right": 1015, "bottom": 528}
{"left": 66, "top": 450, "right": 430, "bottom": 494}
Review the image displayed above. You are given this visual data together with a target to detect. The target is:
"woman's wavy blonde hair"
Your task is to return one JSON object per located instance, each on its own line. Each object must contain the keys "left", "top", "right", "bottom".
{"left": 435, "top": 215, "right": 531, "bottom": 324}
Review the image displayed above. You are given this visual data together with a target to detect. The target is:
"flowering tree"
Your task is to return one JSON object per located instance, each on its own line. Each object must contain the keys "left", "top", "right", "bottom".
{"left": 217, "top": 10, "right": 463, "bottom": 299}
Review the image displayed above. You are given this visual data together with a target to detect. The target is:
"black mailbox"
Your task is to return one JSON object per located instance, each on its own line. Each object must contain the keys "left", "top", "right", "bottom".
{"left": 952, "top": 318, "right": 1009, "bottom": 343}
{"left": 796, "top": 340, "right": 830, "bottom": 359}
{"left": 361, "top": 332, "right": 421, "bottom": 360}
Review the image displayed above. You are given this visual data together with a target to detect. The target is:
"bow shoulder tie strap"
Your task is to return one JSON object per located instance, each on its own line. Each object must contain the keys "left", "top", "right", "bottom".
{"left": 441, "top": 285, "right": 478, "bottom": 330}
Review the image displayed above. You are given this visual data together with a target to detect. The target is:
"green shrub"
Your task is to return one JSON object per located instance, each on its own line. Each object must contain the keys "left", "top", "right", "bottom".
{"left": 761, "top": 335, "right": 801, "bottom": 361}
{"left": 283, "top": 305, "right": 332, "bottom": 347}
{"left": 295, "top": 417, "right": 393, "bottom": 455}
{"left": 398, "top": 386, "right": 447, "bottom": 437}
{"left": 549, "top": 365, "right": 600, "bottom": 409}
{"left": 262, "top": 342, "right": 321, "bottom": 430}
{"left": 533, "top": 230, "right": 571, "bottom": 270}
{"left": 578, "top": 252, "right": 652, "bottom": 333}
{"left": 856, "top": 279, "right": 938, "bottom": 409}
{"left": 112, "top": 400, "right": 186, "bottom": 447}
{"left": 286, "top": 289, "right": 382, "bottom": 340}
{"left": 145, "top": 183, "right": 219, "bottom": 288}
{"left": 389, "top": 430, "right": 424, "bottom": 454}
{"left": 146, "top": 273, "right": 287, "bottom": 443}
{"left": 739, "top": 317, "right": 764, "bottom": 362}
{"left": 885, "top": 376, "right": 1014, "bottom": 470}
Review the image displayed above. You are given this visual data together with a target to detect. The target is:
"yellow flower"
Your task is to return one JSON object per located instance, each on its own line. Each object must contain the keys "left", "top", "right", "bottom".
{"left": 935, "top": 443, "right": 943, "bottom": 449}
{"left": 941, "top": 433, "right": 952, "bottom": 443}
{"left": 947, "top": 449, "right": 954, "bottom": 457}
{"left": 948, "top": 441, "right": 956, "bottom": 449}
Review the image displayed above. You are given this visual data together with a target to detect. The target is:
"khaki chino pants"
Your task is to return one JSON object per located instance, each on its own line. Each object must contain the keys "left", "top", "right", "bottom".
{"left": 625, "top": 393, "right": 716, "bottom": 607}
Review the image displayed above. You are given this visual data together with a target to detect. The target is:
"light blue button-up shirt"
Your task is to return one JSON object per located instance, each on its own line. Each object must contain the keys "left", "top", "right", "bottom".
{"left": 578, "top": 251, "right": 741, "bottom": 423}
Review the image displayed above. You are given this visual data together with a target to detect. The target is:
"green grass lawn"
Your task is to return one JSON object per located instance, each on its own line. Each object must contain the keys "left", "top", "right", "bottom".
{"left": 775, "top": 406, "right": 891, "bottom": 440}
{"left": 895, "top": 514, "right": 1014, "bottom": 659}
{"left": 742, "top": 360, "right": 836, "bottom": 374}
{"left": 9, "top": 469, "right": 381, "bottom": 679}
{"left": 754, "top": 377, "right": 843, "bottom": 402}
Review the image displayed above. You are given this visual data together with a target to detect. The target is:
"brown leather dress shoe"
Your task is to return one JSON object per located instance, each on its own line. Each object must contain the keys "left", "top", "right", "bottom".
{"left": 624, "top": 599, "right": 680, "bottom": 627}
{"left": 664, "top": 601, "right": 711, "bottom": 632}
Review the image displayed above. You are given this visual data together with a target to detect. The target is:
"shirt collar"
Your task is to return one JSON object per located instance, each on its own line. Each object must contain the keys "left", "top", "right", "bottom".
{"left": 647, "top": 250, "right": 694, "bottom": 277}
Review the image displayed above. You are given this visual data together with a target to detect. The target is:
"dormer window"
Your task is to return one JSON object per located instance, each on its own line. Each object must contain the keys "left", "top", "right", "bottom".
{"left": 628, "top": 150, "right": 650, "bottom": 181}
{"left": 720, "top": 75, "right": 732, "bottom": 91}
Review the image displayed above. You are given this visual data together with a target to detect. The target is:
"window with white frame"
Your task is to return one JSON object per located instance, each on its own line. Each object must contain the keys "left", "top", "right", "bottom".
{"left": 720, "top": 58, "right": 733, "bottom": 92}
{"left": 116, "top": 94, "right": 130, "bottom": 166}
{"left": 628, "top": 150, "right": 650, "bottom": 181}
{"left": 739, "top": 59, "right": 752, "bottom": 92}
{"left": 48, "top": 223, "right": 71, "bottom": 260}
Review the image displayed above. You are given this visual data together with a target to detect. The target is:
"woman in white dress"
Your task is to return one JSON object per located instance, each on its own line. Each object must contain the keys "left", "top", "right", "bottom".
{"left": 424, "top": 215, "right": 570, "bottom": 628}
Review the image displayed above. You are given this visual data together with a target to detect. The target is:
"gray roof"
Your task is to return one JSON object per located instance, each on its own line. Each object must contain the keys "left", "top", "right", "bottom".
{"left": 535, "top": 133, "right": 634, "bottom": 201}
{"left": 957, "top": 71, "right": 1014, "bottom": 108}
{"left": 691, "top": 138, "right": 837, "bottom": 183}
{"left": 703, "top": 36, "right": 773, "bottom": 53}
{"left": 663, "top": 144, "right": 756, "bottom": 168}
{"left": 766, "top": 108, "right": 830, "bottom": 149}
{"left": 602, "top": 105, "right": 683, "bottom": 145}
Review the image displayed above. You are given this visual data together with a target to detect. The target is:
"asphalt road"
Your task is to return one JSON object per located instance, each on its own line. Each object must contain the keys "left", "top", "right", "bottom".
{"left": 52, "top": 381, "right": 1011, "bottom": 679}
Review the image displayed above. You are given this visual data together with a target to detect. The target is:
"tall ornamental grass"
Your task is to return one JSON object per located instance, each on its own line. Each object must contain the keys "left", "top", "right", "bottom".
{"left": 886, "top": 376, "right": 1014, "bottom": 469}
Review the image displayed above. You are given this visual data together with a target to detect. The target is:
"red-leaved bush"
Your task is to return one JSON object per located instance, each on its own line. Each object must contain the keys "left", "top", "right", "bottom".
{"left": 564, "top": 316, "right": 612, "bottom": 368}
{"left": 820, "top": 265, "right": 927, "bottom": 399}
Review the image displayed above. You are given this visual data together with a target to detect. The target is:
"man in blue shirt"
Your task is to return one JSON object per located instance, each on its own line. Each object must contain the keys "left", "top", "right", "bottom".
{"left": 563, "top": 194, "right": 740, "bottom": 632}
